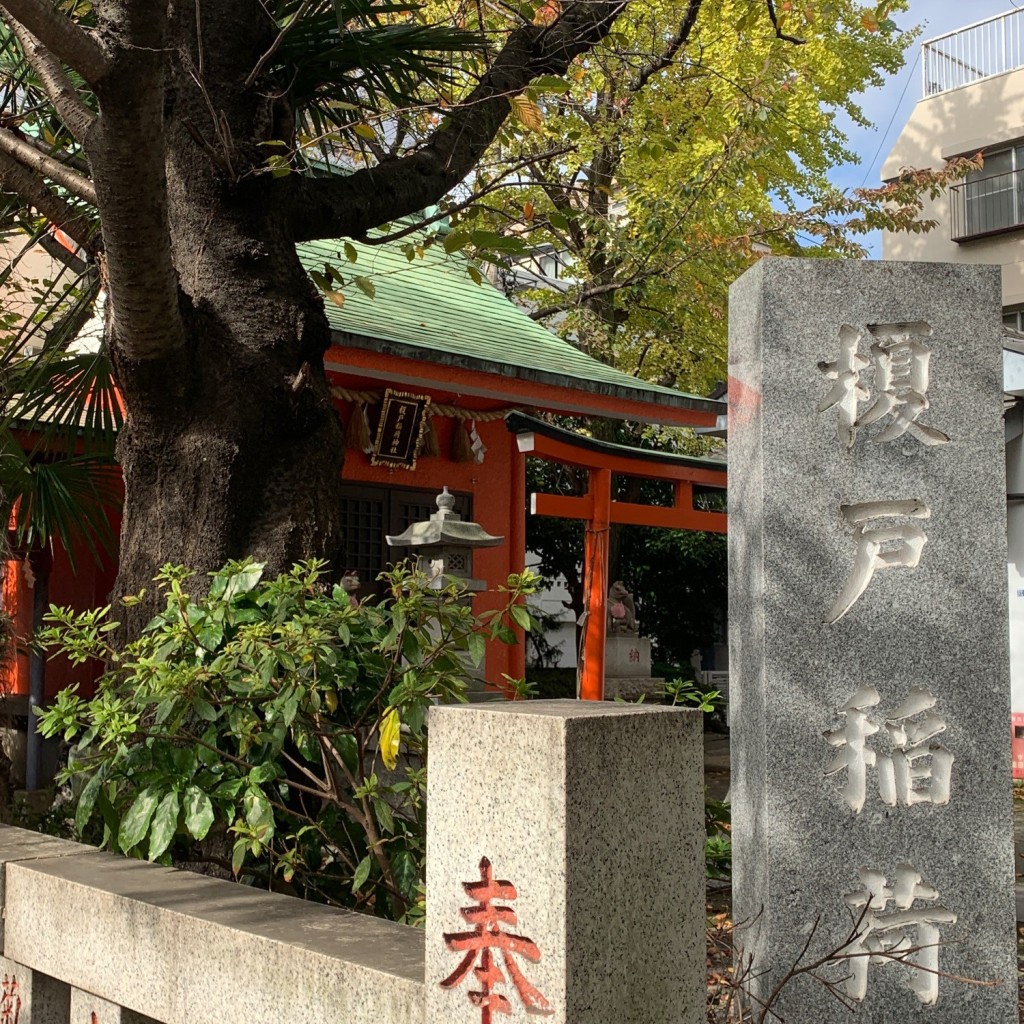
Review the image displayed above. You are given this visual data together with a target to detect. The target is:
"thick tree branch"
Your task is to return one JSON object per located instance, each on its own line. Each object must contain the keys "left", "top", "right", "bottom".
{"left": 6, "top": 19, "right": 96, "bottom": 141}
{"left": 2, "top": 128, "right": 90, "bottom": 173}
{"left": 0, "top": 0, "right": 108, "bottom": 84}
{"left": 284, "top": 0, "right": 628, "bottom": 243}
{"left": 627, "top": 0, "right": 702, "bottom": 94}
{"left": 0, "top": 149, "right": 96, "bottom": 250}
{"left": 87, "top": 4, "right": 183, "bottom": 364}
{"left": 0, "top": 125, "right": 95, "bottom": 202}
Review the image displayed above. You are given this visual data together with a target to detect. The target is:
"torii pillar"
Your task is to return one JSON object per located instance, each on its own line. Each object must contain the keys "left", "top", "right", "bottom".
{"left": 508, "top": 415, "right": 727, "bottom": 700}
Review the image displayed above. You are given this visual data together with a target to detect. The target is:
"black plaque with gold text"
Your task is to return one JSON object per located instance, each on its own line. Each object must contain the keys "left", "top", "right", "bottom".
{"left": 371, "top": 389, "right": 431, "bottom": 469}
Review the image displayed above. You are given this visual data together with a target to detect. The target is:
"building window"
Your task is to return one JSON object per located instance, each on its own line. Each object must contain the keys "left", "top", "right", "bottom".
{"left": 951, "top": 144, "right": 1024, "bottom": 240}
{"left": 1005, "top": 309, "right": 1024, "bottom": 333}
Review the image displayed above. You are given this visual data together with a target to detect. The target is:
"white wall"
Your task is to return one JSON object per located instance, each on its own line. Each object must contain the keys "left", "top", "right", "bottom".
{"left": 1007, "top": 395, "right": 1024, "bottom": 712}
{"left": 881, "top": 66, "right": 1024, "bottom": 309}
{"left": 525, "top": 552, "right": 578, "bottom": 669}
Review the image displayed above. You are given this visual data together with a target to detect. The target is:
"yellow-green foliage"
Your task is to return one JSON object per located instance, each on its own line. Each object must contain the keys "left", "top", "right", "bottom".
{"left": 443, "top": 1, "right": 972, "bottom": 396}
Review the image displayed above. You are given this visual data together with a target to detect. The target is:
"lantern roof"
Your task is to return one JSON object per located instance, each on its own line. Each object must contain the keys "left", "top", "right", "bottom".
{"left": 385, "top": 487, "right": 505, "bottom": 549}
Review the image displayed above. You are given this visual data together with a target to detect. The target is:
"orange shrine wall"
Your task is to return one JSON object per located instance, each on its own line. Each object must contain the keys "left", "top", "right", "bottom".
{"left": 3, "top": 504, "right": 122, "bottom": 701}
{"left": 2, "top": 411, "right": 528, "bottom": 700}
{"left": 338, "top": 412, "right": 527, "bottom": 687}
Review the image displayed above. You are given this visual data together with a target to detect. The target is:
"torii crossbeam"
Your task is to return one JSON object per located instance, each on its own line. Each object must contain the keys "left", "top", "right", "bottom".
{"left": 506, "top": 414, "right": 727, "bottom": 701}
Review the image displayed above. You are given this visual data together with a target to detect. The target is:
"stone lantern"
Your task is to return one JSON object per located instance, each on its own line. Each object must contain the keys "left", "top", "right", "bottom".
{"left": 385, "top": 486, "right": 504, "bottom": 592}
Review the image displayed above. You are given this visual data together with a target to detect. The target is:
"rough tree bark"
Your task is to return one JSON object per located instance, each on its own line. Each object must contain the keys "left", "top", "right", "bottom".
{"left": 93, "top": 2, "right": 346, "bottom": 628}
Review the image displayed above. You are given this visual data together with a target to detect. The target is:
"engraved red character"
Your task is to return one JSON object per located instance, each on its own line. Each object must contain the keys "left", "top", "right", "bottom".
{"left": 0, "top": 976, "right": 20, "bottom": 1024}
{"left": 440, "top": 857, "right": 553, "bottom": 1022}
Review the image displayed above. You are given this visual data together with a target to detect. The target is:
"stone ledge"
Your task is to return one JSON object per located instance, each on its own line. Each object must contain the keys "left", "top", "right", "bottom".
{"left": 3, "top": 841, "right": 424, "bottom": 1024}
{"left": 0, "top": 824, "right": 102, "bottom": 949}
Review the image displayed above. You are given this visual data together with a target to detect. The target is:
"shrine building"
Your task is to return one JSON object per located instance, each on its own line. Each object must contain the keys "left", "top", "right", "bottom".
{"left": 3, "top": 233, "right": 727, "bottom": 720}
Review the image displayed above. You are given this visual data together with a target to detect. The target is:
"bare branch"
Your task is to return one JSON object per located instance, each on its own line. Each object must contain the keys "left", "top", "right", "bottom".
{"left": 350, "top": 147, "right": 577, "bottom": 246}
{"left": 528, "top": 270, "right": 655, "bottom": 320}
{"left": 1, "top": 128, "right": 90, "bottom": 173}
{"left": 245, "top": 0, "right": 312, "bottom": 87}
{"left": 285, "top": 0, "right": 628, "bottom": 243}
{"left": 627, "top": 0, "right": 702, "bottom": 93}
{"left": 0, "top": 149, "right": 96, "bottom": 251}
{"left": 0, "top": 125, "right": 95, "bottom": 202}
{"left": 0, "top": 0, "right": 108, "bottom": 84}
{"left": 7, "top": 19, "right": 95, "bottom": 141}
{"left": 764, "top": 0, "right": 805, "bottom": 44}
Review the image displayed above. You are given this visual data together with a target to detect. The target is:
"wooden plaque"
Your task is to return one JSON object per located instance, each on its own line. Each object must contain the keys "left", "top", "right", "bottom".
{"left": 371, "top": 389, "right": 431, "bottom": 469}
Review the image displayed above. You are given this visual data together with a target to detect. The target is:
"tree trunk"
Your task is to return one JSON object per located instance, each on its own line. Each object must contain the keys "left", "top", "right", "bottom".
{"left": 112, "top": 289, "right": 346, "bottom": 626}
{"left": 104, "top": 0, "right": 345, "bottom": 631}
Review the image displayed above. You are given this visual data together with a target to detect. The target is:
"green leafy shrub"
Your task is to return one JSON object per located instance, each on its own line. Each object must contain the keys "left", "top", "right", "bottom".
{"left": 37, "top": 559, "right": 538, "bottom": 921}
{"left": 662, "top": 677, "right": 731, "bottom": 878}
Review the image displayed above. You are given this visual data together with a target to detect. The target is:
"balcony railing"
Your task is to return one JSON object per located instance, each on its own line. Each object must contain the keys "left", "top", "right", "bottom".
{"left": 923, "top": 9, "right": 1024, "bottom": 96}
{"left": 950, "top": 167, "right": 1024, "bottom": 241}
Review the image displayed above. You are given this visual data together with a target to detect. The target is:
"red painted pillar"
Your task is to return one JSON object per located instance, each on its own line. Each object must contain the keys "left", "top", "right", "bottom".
{"left": 579, "top": 468, "right": 611, "bottom": 701}
{"left": 508, "top": 435, "right": 527, "bottom": 682}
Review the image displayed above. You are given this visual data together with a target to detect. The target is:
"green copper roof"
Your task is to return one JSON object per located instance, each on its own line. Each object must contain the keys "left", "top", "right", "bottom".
{"left": 298, "top": 237, "right": 721, "bottom": 416}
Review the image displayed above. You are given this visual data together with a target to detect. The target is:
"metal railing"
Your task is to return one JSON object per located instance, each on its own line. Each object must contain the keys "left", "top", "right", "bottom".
{"left": 950, "top": 167, "right": 1024, "bottom": 240}
{"left": 923, "top": 9, "right": 1024, "bottom": 96}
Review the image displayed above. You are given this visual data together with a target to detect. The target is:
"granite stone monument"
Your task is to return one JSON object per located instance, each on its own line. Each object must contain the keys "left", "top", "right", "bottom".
{"left": 0, "top": 955, "right": 70, "bottom": 1024}
{"left": 425, "top": 700, "right": 705, "bottom": 1023}
{"left": 728, "top": 259, "right": 1017, "bottom": 1021}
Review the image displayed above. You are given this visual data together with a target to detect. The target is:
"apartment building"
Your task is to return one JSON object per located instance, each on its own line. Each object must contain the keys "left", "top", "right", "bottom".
{"left": 882, "top": 9, "right": 1024, "bottom": 734}
{"left": 882, "top": 9, "right": 1024, "bottom": 312}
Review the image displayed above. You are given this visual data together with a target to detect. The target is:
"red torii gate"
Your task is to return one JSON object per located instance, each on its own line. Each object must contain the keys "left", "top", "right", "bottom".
{"left": 506, "top": 414, "right": 727, "bottom": 701}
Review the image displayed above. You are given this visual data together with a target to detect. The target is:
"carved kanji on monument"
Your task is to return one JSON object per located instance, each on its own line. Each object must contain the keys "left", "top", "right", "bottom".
{"left": 0, "top": 977, "right": 19, "bottom": 1024}
{"left": 826, "top": 500, "right": 931, "bottom": 624}
{"left": 824, "top": 685, "right": 953, "bottom": 813}
{"left": 817, "top": 322, "right": 951, "bottom": 450}
{"left": 842, "top": 865, "right": 957, "bottom": 1006}
{"left": 729, "top": 260, "right": 1016, "bottom": 1022}
{"left": 440, "top": 857, "right": 553, "bottom": 1023}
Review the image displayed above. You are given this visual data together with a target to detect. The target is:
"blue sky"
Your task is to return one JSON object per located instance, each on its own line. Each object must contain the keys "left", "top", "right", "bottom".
{"left": 829, "top": 1, "right": 1018, "bottom": 255}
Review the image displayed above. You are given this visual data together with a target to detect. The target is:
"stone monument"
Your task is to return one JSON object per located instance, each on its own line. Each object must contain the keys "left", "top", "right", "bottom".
{"left": 728, "top": 259, "right": 1017, "bottom": 1021}
{"left": 426, "top": 700, "right": 705, "bottom": 1023}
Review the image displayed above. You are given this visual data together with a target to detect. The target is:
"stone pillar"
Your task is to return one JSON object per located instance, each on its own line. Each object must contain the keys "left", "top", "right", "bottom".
{"left": 69, "top": 989, "right": 157, "bottom": 1024}
{"left": 426, "top": 700, "right": 704, "bottom": 1024}
{"left": 728, "top": 259, "right": 1017, "bottom": 1021}
{"left": 0, "top": 956, "right": 69, "bottom": 1024}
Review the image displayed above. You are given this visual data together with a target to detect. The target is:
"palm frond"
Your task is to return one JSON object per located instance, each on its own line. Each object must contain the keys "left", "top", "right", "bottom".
{"left": 1, "top": 442, "right": 119, "bottom": 568}
{"left": 0, "top": 261, "right": 117, "bottom": 455}
{"left": 269, "top": 2, "right": 483, "bottom": 119}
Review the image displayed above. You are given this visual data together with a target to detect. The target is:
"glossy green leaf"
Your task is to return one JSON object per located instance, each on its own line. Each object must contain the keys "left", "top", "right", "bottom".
{"left": 148, "top": 790, "right": 181, "bottom": 860}
{"left": 183, "top": 785, "right": 215, "bottom": 841}
{"left": 118, "top": 787, "right": 160, "bottom": 852}
{"left": 352, "top": 854, "right": 372, "bottom": 893}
